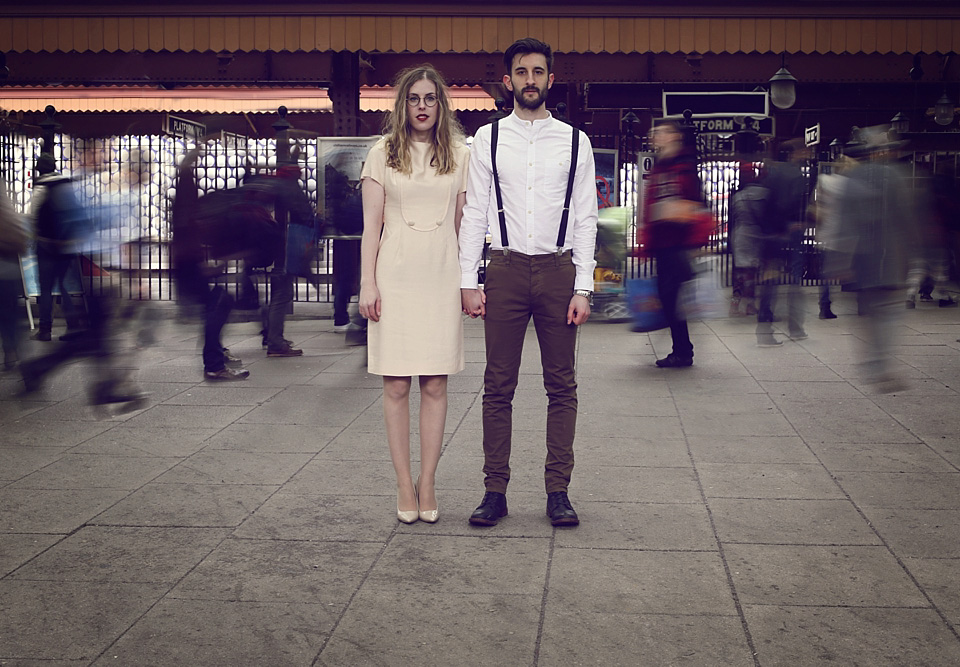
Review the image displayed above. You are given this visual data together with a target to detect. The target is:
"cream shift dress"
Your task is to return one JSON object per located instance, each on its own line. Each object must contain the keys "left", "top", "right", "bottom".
{"left": 361, "top": 138, "right": 468, "bottom": 376}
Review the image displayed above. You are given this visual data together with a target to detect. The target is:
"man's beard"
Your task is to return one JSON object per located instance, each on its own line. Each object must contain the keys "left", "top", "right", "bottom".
{"left": 513, "top": 84, "right": 548, "bottom": 110}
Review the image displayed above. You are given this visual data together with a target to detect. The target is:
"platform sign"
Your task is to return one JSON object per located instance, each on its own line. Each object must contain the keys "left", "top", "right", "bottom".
{"left": 805, "top": 123, "right": 821, "bottom": 147}
{"left": 165, "top": 115, "right": 206, "bottom": 142}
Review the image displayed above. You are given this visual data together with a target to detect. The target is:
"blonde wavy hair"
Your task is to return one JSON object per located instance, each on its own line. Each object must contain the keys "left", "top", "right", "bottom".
{"left": 383, "top": 65, "right": 463, "bottom": 175}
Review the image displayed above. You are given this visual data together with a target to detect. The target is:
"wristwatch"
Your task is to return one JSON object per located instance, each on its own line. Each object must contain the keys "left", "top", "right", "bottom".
{"left": 574, "top": 289, "right": 594, "bottom": 305}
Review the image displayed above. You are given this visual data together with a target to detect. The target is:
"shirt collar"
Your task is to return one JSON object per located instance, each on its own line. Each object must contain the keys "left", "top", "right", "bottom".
{"left": 505, "top": 110, "right": 554, "bottom": 129}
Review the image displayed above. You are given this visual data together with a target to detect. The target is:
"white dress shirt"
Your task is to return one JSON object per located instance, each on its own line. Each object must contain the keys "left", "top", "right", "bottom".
{"left": 459, "top": 112, "right": 598, "bottom": 291}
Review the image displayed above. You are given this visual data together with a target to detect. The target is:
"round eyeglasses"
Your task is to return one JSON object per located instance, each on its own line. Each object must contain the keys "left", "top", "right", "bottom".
{"left": 406, "top": 94, "right": 439, "bottom": 107}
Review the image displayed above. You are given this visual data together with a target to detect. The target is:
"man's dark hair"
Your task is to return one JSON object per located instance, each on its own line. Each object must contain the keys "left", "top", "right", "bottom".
{"left": 503, "top": 37, "right": 553, "bottom": 73}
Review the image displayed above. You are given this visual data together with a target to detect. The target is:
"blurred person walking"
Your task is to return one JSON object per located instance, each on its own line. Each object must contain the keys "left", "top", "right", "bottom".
{"left": 358, "top": 65, "right": 468, "bottom": 524}
{"left": 258, "top": 153, "right": 315, "bottom": 358}
{"left": 171, "top": 148, "right": 251, "bottom": 381}
{"left": 20, "top": 154, "right": 150, "bottom": 412}
{"left": 640, "top": 118, "right": 705, "bottom": 367}
{"left": 829, "top": 126, "right": 915, "bottom": 391}
{"left": 0, "top": 181, "right": 30, "bottom": 370}
{"left": 755, "top": 140, "right": 810, "bottom": 346}
{"left": 459, "top": 38, "right": 597, "bottom": 527}
{"left": 30, "top": 153, "right": 87, "bottom": 342}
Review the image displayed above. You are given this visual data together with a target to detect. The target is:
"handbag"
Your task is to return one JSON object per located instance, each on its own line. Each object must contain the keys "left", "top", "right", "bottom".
{"left": 626, "top": 276, "right": 668, "bottom": 332}
{"left": 284, "top": 221, "right": 318, "bottom": 278}
{"left": 677, "top": 266, "right": 724, "bottom": 321}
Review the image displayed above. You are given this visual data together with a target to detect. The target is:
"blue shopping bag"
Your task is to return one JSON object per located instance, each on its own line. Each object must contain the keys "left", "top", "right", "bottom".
{"left": 626, "top": 276, "right": 669, "bottom": 332}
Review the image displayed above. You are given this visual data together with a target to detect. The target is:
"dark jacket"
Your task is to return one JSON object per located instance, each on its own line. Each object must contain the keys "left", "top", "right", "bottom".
{"left": 641, "top": 147, "right": 702, "bottom": 251}
{"left": 32, "top": 174, "right": 89, "bottom": 254}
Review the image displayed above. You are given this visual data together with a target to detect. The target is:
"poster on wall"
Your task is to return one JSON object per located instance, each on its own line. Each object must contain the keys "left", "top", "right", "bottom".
{"left": 317, "top": 136, "right": 380, "bottom": 237}
{"left": 593, "top": 148, "right": 618, "bottom": 210}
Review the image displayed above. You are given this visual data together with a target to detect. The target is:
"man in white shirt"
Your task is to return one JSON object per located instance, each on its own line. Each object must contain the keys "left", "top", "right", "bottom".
{"left": 459, "top": 37, "right": 598, "bottom": 527}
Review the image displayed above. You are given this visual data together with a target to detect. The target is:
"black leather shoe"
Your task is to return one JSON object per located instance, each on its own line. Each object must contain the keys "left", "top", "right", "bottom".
{"left": 655, "top": 353, "right": 693, "bottom": 368}
{"left": 546, "top": 491, "right": 579, "bottom": 526}
{"left": 469, "top": 491, "right": 507, "bottom": 526}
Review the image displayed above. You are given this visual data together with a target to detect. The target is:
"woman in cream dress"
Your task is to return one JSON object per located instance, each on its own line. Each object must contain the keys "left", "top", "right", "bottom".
{"left": 358, "top": 65, "right": 468, "bottom": 524}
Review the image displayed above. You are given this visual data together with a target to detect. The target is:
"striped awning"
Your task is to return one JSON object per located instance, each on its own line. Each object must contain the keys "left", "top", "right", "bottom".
{"left": 0, "top": 85, "right": 496, "bottom": 114}
{"left": 1, "top": 15, "right": 958, "bottom": 56}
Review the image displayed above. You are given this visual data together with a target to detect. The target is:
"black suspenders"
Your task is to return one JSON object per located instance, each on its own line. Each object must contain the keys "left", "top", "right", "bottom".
{"left": 490, "top": 119, "right": 580, "bottom": 254}
{"left": 557, "top": 122, "right": 580, "bottom": 250}
{"left": 490, "top": 120, "right": 510, "bottom": 250}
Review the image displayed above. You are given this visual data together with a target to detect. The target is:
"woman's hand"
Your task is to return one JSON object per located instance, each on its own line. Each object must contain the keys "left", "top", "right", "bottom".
{"left": 358, "top": 284, "right": 381, "bottom": 322}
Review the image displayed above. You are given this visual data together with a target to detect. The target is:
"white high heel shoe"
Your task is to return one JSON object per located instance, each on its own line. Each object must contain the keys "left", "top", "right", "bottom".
{"left": 397, "top": 481, "right": 419, "bottom": 524}
{"left": 416, "top": 476, "right": 439, "bottom": 524}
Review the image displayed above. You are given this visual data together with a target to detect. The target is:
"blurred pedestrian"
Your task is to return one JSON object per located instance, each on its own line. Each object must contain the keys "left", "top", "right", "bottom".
{"left": 830, "top": 126, "right": 914, "bottom": 391}
{"left": 20, "top": 153, "right": 150, "bottom": 413}
{"left": 641, "top": 119, "right": 705, "bottom": 366}
{"left": 324, "top": 162, "right": 364, "bottom": 333}
{"left": 810, "top": 156, "right": 857, "bottom": 319}
{"left": 171, "top": 148, "right": 250, "bottom": 381}
{"left": 730, "top": 164, "right": 766, "bottom": 318}
{"left": 755, "top": 140, "right": 810, "bottom": 346}
{"left": 358, "top": 64, "right": 468, "bottom": 524}
{"left": 0, "top": 181, "right": 30, "bottom": 370}
{"left": 460, "top": 38, "right": 597, "bottom": 527}
{"left": 30, "top": 153, "right": 87, "bottom": 342}
{"left": 905, "top": 163, "right": 955, "bottom": 308}
{"left": 258, "top": 153, "right": 314, "bottom": 358}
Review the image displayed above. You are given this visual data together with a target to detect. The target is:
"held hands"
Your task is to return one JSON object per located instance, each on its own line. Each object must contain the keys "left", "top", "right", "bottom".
{"left": 461, "top": 288, "right": 486, "bottom": 319}
{"left": 567, "top": 295, "right": 591, "bottom": 326}
{"left": 358, "top": 284, "right": 381, "bottom": 322}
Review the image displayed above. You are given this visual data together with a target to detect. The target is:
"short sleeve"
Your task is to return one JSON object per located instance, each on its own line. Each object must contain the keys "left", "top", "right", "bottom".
{"left": 456, "top": 143, "right": 470, "bottom": 194}
{"left": 361, "top": 140, "right": 387, "bottom": 186}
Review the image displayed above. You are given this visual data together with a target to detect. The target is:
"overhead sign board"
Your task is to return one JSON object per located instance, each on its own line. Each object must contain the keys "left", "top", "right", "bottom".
{"left": 662, "top": 91, "right": 769, "bottom": 118}
{"left": 805, "top": 123, "right": 821, "bottom": 146}
{"left": 658, "top": 115, "right": 775, "bottom": 136}
{"left": 165, "top": 114, "right": 206, "bottom": 142}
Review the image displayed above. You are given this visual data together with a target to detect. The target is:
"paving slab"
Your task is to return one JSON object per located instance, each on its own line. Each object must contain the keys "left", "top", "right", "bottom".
{"left": 553, "top": 501, "right": 716, "bottom": 551}
{"left": 834, "top": 472, "right": 960, "bottom": 509}
{"left": 743, "top": 606, "right": 960, "bottom": 667}
{"left": 538, "top": 611, "right": 755, "bottom": 667}
{"left": 859, "top": 507, "right": 960, "bottom": 558}
{"left": 0, "top": 487, "right": 130, "bottom": 533}
{"left": 154, "top": 450, "right": 314, "bottom": 486}
{"left": 68, "top": 424, "right": 221, "bottom": 457}
{"left": 0, "top": 580, "right": 167, "bottom": 661}
{"left": 0, "top": 533, "right": 62, "bottom": 577}
{"left": 9, "top": 526, "right": 230, "bottom": 583}
{"left": 7, "top": 453, "right": 178, "bottom": 490}
{"left": 709, "top": 498, "right": 882, "bottom": 545}
{"left": 725, "top": 544, "right": 928, "bottom": 607}
{"left": 92, "top": 482, "right": 279, "bottom": 528}
{"left": 95, "top": 599, "right": 334, "bottom": 667}
{"left": 697, "top": 462, "right": 846, "bottom": 500}
{"left": 548, "top": 549, "right": 737, "bottom": 616}
{"left": 169, "top": 538, "right": 380, "bottom": 604}
{"left": 902, "top": 558, "right": 960, "bottom": 628}
{"left": 317, "top": 590, "right": 542, "bottom": 666}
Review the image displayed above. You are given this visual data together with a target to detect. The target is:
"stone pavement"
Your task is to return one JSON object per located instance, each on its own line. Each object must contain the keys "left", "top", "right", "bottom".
{"left": 0, "top": 288, "right": 959, "bottom": 666}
